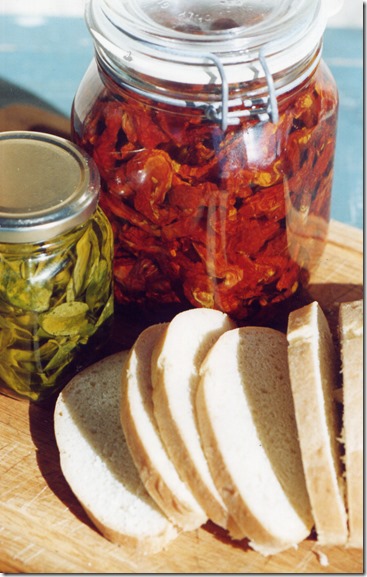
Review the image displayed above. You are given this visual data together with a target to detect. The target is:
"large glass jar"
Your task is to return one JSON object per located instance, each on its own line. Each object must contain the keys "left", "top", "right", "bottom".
{"left": 0, "top": 132, "right": 114, "bottom": 401}
{"left": 72, "top": 0, "right": 340, "bottom": 321}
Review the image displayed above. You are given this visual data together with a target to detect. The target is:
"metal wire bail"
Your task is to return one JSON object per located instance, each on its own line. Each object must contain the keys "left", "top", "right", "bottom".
{"left": 92, "top": 27, "right": 279, "bottom": 131}
{"left": 204, "top": 48, "right": 279, "bottom": 131}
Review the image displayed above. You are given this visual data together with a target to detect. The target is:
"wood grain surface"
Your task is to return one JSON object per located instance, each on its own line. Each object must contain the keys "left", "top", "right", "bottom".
{"left": 0, "top": 219, "right": 363, "bottom": 574}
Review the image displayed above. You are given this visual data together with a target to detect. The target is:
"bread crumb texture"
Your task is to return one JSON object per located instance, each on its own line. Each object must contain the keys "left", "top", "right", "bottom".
{"left": 54, "top": 352, "right": 178, "bottom": 554}
{"left": 287, "top": 302, "right": 348, "bottom": 546}
{"left": 197, "top": 326, "right": 313, "bottom": 555}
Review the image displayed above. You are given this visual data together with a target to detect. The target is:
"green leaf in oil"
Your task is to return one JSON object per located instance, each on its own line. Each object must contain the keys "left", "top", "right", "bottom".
{"left": 66, "top": 276, "right": 76, "bottom": 302}
{"left": 0, "top": 326, "right": 13, "bottom": 350}
{"left": 95, "top": 293, "right": 114, "bottom": 328}
{"left": 73, "top": 226, "right": 100, "bottom": 296}
{"left": 0, "top": 253, "right": 54, "bottom": 312}
{"left": 0, "top": 362, "right": 38, "bottom": 400}
{"left": 54, "top": 264, "right": 73, "bottom": 294}
{"left": 85, "top": 260, "right": 110, "bottom": 311}
{"left": 1, "top": 345, "right": 37, "bottom": 368}
{"left": 98, "top": 213, "right": 114, "bottom": 263}
{"left": 43, "top": 338, "right": 79, "bottom": 371}
{"left": 0, "top": 209, "right": 113, "bottom": 401}
{"left": 0, "top": 313, "right": 35, "bottom": 347}
{"left": 0, "top": 259, "right": 52, "bottom": 312}
{"left": 40, "top": 302, "right": 90, "bottom": 336}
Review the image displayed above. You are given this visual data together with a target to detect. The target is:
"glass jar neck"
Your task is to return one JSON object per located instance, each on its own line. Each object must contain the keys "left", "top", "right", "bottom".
{"left": 95, "top": 39, "right": 322, "bottom": 130}
{"left": 0, "top": 211, "right": 94, "bottom": 253}
{"left": 86, "top": 0, "right": 328, "bottom": 129}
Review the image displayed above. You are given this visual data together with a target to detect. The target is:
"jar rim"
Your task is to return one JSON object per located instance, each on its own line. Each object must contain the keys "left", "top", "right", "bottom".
{"left": 86, "top": 0, "right": 333, "bottom": 80}
{"left": 86, "top": 0, "right": 333, "bottom": 129}
{"left": 0, "top": 131, "right": 100, "bottom": 244}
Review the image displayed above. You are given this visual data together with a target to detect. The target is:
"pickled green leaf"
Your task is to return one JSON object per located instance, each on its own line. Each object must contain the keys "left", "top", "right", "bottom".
{"left": 0, "top": 207, "right": 113, "bottom": 401}
{"left": 95, "top": 293, "right": 114, "bottom": 328}
{"left": 54, "top": 265, "right": 73, "bottom": 293}
{"left": 44, "top": 338, "right": 79, "bottom": 371}
{"left": 40, "top": 302, "right": 89, "bottom": 336}
{"left": 0, "top": 326, "right": 13, "bottom": 349}
{"left": 0, "top": 257, "right": 52, "bottom": 312}
{"left": 73, "top": 226, "right": 100, "bottom": 296}
{"left": 66, "top": 277, "right": 76, "bottom": 302}
{"left": 86, "top": 260, "right": 110, "bottom": 311}
{"left": 1, "top": 345, "right": 39, "bottom": 367}
{"left": 0, "top": 362, "right": 39, "bottom": 400}
{"left": 0, "top": 314, "right": 34, "bottom": 344}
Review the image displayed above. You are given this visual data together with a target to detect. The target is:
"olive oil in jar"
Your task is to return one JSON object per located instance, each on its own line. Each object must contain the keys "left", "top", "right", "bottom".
{"left": 0, "top": 131, "right": 114, "bottom": 401}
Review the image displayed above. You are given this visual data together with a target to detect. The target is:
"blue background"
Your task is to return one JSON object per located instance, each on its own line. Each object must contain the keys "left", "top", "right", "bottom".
{"left": 0, "top": 16, "right": 363, "bottom": 230}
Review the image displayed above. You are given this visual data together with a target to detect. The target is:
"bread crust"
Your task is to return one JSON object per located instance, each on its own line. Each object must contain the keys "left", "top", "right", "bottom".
{"left": 150, "top": 309, "right": 239, "bottom": 535}
{"left": 121, "top": 324, "right": 207, "bottom": 531}
{"left": 196, "top": 326, "right": 313, "bottom": 555}
{"left": 339, "top": 300, "right": 363, "bottom": 548}
{"left": 79, "top": 503, "right": 177, "bottom": 555}
{"left": 287, "top": 302, "right": 348, "bottom": 545}
{"left": 196, "top": 374, "right": 299, "bottom": 556}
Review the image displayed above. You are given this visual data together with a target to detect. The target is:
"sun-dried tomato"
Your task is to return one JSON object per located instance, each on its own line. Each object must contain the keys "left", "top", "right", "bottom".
{"left": 72, "top": 59, "right": 338, "bottom": 319}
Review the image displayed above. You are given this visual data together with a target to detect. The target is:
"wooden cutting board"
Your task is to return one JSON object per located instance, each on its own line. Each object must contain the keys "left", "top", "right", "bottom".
{"left": 0, "top": 219, "right": 363, "bottom": 574}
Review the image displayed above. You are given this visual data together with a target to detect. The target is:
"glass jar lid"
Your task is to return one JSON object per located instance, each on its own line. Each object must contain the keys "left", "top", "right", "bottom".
{"left": 87, "top": 0, "right": 340, "bottom": 84}
{"left": 86, "top": 0, "right": 342, "bottom": 128}
{"left": 0, "top": 131, "right": 100, "bottom": 243}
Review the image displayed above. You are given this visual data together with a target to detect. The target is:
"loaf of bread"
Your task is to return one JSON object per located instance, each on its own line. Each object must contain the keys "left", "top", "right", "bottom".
{"left": 196, "top": 326, "right": 314, "bottom": 556}
{"left": 54, "top": 351, "right": 178, "bottom": 555}
{"left": 287, "top": 301, "right": 348, "bottom": 546}
{"left": 339, "top": 300, "right": 363, "bottom": 548}
{"left": 121, "top": 323, "right": 207, "bottom": 531}
{"left": 151, "top": 308, "right": 240, "bottom": 536}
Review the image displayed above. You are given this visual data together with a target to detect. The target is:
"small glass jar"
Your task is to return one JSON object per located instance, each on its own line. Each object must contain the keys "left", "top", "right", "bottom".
{"left": 72, "top": 0, "right": 340, "bottom": 320}
{"left": 0, "top": 131, "right": 114, "bottom": 401}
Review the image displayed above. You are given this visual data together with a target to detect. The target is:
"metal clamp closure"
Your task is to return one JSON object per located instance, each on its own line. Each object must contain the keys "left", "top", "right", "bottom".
{"left": 93, "top": 27, "right": 279, "bottom": 131}
{"left": 204, "top": 48, "right": 279, "bottom": 130}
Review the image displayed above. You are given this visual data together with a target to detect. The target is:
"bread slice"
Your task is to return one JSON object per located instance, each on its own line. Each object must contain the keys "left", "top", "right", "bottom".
{"left": 196, "top": 326, "right": 313, "bottom": 555}
{"left": 339, "top": 300, "right": 363, "bottom": 548}
{"left": 287, "top": 301, "right": 348, "bottom": 545}
{"left": 54, "top": 351, "right": 178, "bottom": 555}
{"left": 151, "top": 308, "right": 239, "bottom": 535}
{"left": 121, "top": 323, "right": 207, "bottom": 531}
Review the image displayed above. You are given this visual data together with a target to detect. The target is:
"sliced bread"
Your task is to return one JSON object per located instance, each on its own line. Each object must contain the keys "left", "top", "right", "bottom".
{"left": 287, "top": 301, "right": 348, "bottom": 545}
{"left": 196, "top": 326, "right": 313, "bottom": 556}
{"left": 339, "top": 299, "right": 363, "bottom": 548}
{"left": 54, "top": 351, "right": 178, "bottom": 555}
{"left": 121, "top": 323, "right": 207, "bottom": 531}
{"left": 151, "top": 308, "right": 239, "bottom": 536}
